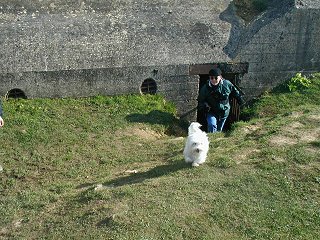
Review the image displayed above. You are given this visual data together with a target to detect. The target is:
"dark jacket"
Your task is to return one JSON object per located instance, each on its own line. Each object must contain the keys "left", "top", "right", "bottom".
{"left": 198, "top": 79, "right": 244, "bottom": 118}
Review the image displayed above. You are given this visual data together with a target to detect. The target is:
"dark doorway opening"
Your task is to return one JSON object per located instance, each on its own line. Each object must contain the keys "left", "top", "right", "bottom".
{"left": 192, "top": 62, "right": 248, "bottom": 132}
{"left": 222, "top": 72, "right": 242, "bottom": 130}
{"left": 197, "top": 73, "right": 242, "bottom": 131}
{"left": 197, "top": 73, "right": 244, "bottom": 132}
{"left": 197, "top": 74, "right": 209, "bottom": 132}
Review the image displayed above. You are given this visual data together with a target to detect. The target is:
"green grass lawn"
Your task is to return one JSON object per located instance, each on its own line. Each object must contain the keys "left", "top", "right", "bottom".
{"left": 0, "top": 74, "right": 319, "bottom": 239}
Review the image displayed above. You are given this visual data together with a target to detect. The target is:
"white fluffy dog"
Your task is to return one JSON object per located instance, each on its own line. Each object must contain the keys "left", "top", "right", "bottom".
{"left": 183, "top": 122, "right": 209, "bottom": 167}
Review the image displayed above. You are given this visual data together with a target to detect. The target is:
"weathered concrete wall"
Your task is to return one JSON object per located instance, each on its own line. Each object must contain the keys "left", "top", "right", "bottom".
{"left": 0, "top": 0, "right": 233, "bottom": 121}
{"left": 233, "top": 0, "right": 320, "bottom": 99}
{"left": 0, "top": 0, "right": 319, "bottom": 120}
{"left": 0, "top": 0, "right": 232, "bottom": 73}
{"left": 0, "top": 64, "right": 199, "bottom": 120}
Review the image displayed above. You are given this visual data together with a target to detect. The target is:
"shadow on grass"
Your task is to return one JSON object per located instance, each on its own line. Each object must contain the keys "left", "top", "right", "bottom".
{"left": 126, "top": 110, "right": 188, "bottom": 136}
{"left": 104, "top": 160, "right": 189, "bottom": 187}
{"left": 310, "top": 141, "right": 320, "bottom": 148}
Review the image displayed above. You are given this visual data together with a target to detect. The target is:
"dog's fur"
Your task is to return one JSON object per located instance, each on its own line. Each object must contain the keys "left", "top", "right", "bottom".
{"left": 183, "top": 122, "right": 209, "bottom": 167}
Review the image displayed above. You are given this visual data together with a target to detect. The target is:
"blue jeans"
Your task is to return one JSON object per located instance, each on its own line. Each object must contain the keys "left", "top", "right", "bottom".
{"left": 207, "top": 113, "right": 227, "bottom": 133}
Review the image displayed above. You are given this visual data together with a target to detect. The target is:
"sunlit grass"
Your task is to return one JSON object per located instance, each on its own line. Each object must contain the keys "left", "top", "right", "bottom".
{"left": 0, "top": 74, "right": 320, "bottom": 239}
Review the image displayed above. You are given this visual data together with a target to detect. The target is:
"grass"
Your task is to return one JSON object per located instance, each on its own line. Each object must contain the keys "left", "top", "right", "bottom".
{"left": 1, "top": 74, "right": 320, "bottom": 239}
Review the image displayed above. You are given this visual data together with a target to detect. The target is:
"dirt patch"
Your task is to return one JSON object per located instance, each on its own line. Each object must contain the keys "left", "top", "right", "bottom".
{"left": 283, "top": 121, "right": 304, "bottom": 134}
{"left": 269, "top": 136, "right": 298, "bottom": 146}
{"left": 243, "top": 123, "right": 262, "bottom": 134}
{"left": 288, "top": 121, "right": 304, "bottom": 129}
{"left": 269, "top": 125, "right": 320, "bottom": 146}
{"left": 300, "top": 128, "right": 320, "bottom": 143}
{"left": 116, "top": 125, "right": 163, "bottom": 140}
{"left": 235, "top": 148, "right": 261, "bottom": 164}
{"left": 308, "top": 114, "right": 320, "bottom": 121}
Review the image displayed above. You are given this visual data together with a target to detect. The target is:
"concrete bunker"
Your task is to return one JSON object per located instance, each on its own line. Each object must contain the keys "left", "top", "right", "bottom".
{"left": 190, "top": 62, "right": 249, "bottom": 131}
